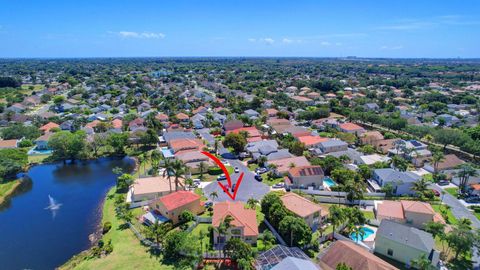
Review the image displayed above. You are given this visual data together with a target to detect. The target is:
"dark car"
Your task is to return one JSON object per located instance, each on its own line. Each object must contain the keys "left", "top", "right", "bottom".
{"left": 254, "top": 174, "right": 263, "bottom": 181}
{"left": 438, "top": 180, "right": 450, "bottom": 186}
{"left": 466, "top": 196, "right": 480, "bottom": 203}
{"left": 431, "top": 189, "right": 440, "bottom": 196}
{"left": 231, "top": 183, "right": 236, "bottom": 192}
{"left": 247, "top": 159, "right": 257, "bottom": 164}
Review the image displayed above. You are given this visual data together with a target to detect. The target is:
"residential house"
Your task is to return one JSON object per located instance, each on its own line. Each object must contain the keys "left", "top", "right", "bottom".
{"left": 128, "top": 176, "right": 178, "bottom": 203}
{"left": 338, "top": 122, "right": 365, "bottom": 135}
{"left": 6, "top": 103, "right": 26, "bottom": 113}
{"left": 285, "top": 166, "right": 324, "bottom": 189}
{"left": 291, "top": 96, "right": 315, "bottom": 106}
{"left": 150, "top": 191, "right": 203, "bottom": 224}
{"left": 371, "top": 168, "right": 421, "bottom": 195}
{"left": 267, "top": 156, "right": 311, "bottom": 175}
{"left": 364, "top": 103, "right": 380, "bottom": 112}
{"left": 212, "top": 201, "right": 258, "bottom": 245}
{"left": 374, "top": 220, "right": 439, "bottom": 267}
{"left": 359, "top": 131, "right": 384, "bottom": 146}
{"left": 255, "top": 245, "right": 313, "bottom": 270}
{"left": 0, "top": 139, "right": 18, "bottom": 149}
{"left": 35, "top": 133, "right": 53, "bottom": 150}
{"left": 39, "top": 122, "right": 59, "bottom": 133}
{"left": 281, "top": 193, "right": 327, "bottom": 229}
{"left": 244, "top": 109, "right": 260, "bottom": 119}
{"left": 435, "top": 114, "right": 460, "bottom": 127}
{"left": 298, "top": 135, "right": 329, "bottom": 149}
{"left": 318, "top": 139, "right": 348, "bottom": 154}
{"left": 423, "top": 154, "right": 465, "bottom": 173}
{"left": 375, "top": 200, "right": 444, "bottom": 229}
{"left": 265, "top": 108, "right": 278, "bottom": 118}
{"left": 226, "top": 126, "right": 263, "bottom": 143}
{"left": 245, "top": 140, "right": 279, "bottom": 160}
{"left": 176, "top": 112, "right": 190, "bottom": 123}
{"left": 223, "top": 120, "right": 244, "bottom": 132}
{"left": 319, "top": 240, "right": 398, "bottom": 270}
{"left": 271, "top": 257, "right": 318, "bottom": 270}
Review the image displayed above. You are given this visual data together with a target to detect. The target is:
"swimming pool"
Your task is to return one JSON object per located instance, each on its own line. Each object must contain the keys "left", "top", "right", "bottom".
{"left": 349, "top": 226, "right": 375, "bottom": 242}
{"left": 28, "top": 147, "right": 53, "bottom": 155}
{"left": 323, "top": 177, "right": 336, "bottom": 187}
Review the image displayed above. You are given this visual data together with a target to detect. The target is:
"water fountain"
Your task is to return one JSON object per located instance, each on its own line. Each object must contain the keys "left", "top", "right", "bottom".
{"left": 45, "top": 195, "right": 62, "bottom": 218}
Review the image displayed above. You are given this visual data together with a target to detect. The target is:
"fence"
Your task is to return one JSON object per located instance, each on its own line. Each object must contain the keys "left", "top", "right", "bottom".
{"left": 127, "top": 222, "right": 160, "bottom": 249}
{"left": 263, "top": 219, "right": 287, "bottom": 246}
{"left": 196, "top": 216, "right": 213, "bottom": 223}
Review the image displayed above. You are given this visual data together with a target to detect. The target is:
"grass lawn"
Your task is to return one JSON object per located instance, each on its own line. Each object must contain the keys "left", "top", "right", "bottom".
{"left": 60, "top": 188, "right": 175, "bottom": 270}
{"left": 28, "top": 154, "right": 51, "bottom": 164}
{"left": 248, "top": 163, "right": 259, "bottom": 171}
{"left": 0, "top": 179, "right": 22, "bottom": 205}
{"left": 431, "top": 204, "right": 458, "bottom": 225}
{"left": 262, "top": 175, "right": 284, "bottom": 186}
{"left": 444, "top": 187, "right": 458, "bottom": 197}
{"left": 363, "top": 211, "right": 375, "bottom": 220}
{"left": 191, "top": 223, "right": 212, "bottom": 252}
{"left": 255, "top": 205, "right": 265, "bottom": 225}
{"left": 194, "top": 188, "right": 208, "bottom": 201}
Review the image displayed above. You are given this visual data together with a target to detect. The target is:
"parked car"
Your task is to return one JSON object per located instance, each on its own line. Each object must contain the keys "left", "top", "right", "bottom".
{"left": 272, "top": 183, "right": 284, "bottom": 189}
{"left": 234, "top": 167, "right": 239, "bottom": 173}
{"left": 255, "top": 167, "right": 268, "bottom": 174}
{"left": 431, "top": 189, "right": 440, "bottom": 196}
{"left": 438, "top": 180, "right": 450, "bottom": 186}
{"left": 247, "top": 159, "right": 257, "bottom": 164}
{"left": 204, "top": 201, "right": 213, "bottom": 208}
{"left": 217, "top": 174, "right": 227, "bottom": 181}
{"left": 254, "top": 174, "right": 263, "bottom": 181}
{"left": 231, "top": 183, "right": 236, "bottom": 192}
{"left": 466, "top": 196, "right": 480, "bottom": 203}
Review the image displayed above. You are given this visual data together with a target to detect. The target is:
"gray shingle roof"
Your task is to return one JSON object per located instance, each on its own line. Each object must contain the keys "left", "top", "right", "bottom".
{"left": 377, "top": 220, "right": 434, "bottom": 253}
{"left": 374, "top": 168, "right": 420, "bottom": 183}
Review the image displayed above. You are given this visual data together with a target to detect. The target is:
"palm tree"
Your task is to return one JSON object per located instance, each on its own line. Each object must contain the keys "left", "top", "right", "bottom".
{"left": 137, "top": 154, "right": 145, "bottom": 176}
{"left": 209, "top": 191, "right": 218, "bottom": 202}
{"left": 411, "top": 177, "right": 429, "bottom": 198}
{"left": 197, "top": 161, "right": 207, "bottom": 180}
{"left": 390, "top": 156, "right": 408, "bottom": 172}
{"left": 352, "top": 226, "right": 366, "bottom": 242}
{"left": 258, "top": 156, "right": 268, "bottom": 167}
{"left": 172, "top": 160, "right": 186, "bottom": 191}
{"left": 456, "top": 163, "right": 478, "bottom": 193}
{"left": 150, "top": 150, "right": 162, "bottom": 176}
{"left": 144, "top": 220, "right": 172, "bottom": 247}
{"left": 162, "top": 158, "right": 175, "bottom": 192}
{"left": 247, "top": 198, "right": 258, "bottom": 209}
{"left": 214, "top": 140, "right": 219, "bottom": 154}
{"left": 328, "top": 205, "right": 345, "bottom": 236}
{"left": 431, "top": 151, "right": 445, "bottom": 176}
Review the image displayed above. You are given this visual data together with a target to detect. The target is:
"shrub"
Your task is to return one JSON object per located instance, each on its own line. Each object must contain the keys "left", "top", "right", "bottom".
{"left": 102, "top": 221, "right": 112, "bottom": 234}
{"left": 208, "top": 167, "right": 222, "bottom": 175}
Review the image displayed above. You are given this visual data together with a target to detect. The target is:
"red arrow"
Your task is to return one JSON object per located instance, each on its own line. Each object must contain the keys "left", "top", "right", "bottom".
{"left": 201, "top": 151, "right": 244, "bottom": 200}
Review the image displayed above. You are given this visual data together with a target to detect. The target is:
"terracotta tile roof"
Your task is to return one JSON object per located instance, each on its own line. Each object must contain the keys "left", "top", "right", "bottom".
{"left": 320, "top": 240, "right": 398, "bottom": 270}
{"left": 39, "top": 122, "right": 59, "bottom": 132}
{"left": 471, "top": 184, "right": 480, "bottom": 191}
{"left": 288, "top": 166, "right": 324, "bottom": 177}
{"left": 86, "top": 120, "right": 100, "bottom": 128}
{"left": 376, "top": 201, "right": 405, "bottom": 220}
{"left": 132, "top": 176, "right": 174, "bottom": 196}
{"left": 226, "top": 126, "right": 262, "bottom": 138}
{"left": 291, "top": 96, "right": 313, "bottom": 102}
{"left": 268, "top": 156, "right": 311, "bottom": 174}
{"left": 339, "top": 122, "right": 364, "bottom": 131}
{"left": 169, "top": 138, "right": 204, "bottom": 153}
{"left": 361, "top": 131, "right": 384, "bottom": 141}
{"left": 112, "top": 119, "right": 123, "bottom": 129}
{"left": 156, "top": 113, "right": 169, "bottom": 121}
{"left": 0, "top": 139, "right": 18, "bottom": 148}
{"left": 176, "top": 112, "right": 190, "bottom": 120}
{"left": 158, "top": 191, "right": 200, "bottom": 211}
{"left": 297, "top": 135, "right": 329, "bottom": 146}
{"left": 267, "top": 118, "right": 291, "bottom": 126}
{"left": 281, "top": 193, "right": 323, "bottom": 218}
{"left": 400, "top": 200, "right": 435, "bottom": 215}
{"left": 212, "top": 201, "right": 258, "bottom": 237}
{"left": 265, "top": 108, "right": 278, "bottom": 115}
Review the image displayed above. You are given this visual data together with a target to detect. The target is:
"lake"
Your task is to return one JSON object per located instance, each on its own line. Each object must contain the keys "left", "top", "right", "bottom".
{"left": 0, "top": 157, "right": 134, "bottom": 270}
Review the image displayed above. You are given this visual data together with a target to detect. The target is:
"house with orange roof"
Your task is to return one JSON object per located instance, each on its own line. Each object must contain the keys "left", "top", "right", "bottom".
{"left": 338, "top": 122, "right": 365, "bottom": 135}
{"left": 469, "top": 184, "right": 480, "bottom": 196}
{"left": 39, "top": 122, "right": 59, "bottom": 133}
{"left": 150, "top": 191, "right": 203, "bottom": 224}
{"left": 265, "top": 108, "right": 278, "bottom": 118}
{"left": 267, "top": 156, "right": 311, "bottom": 176}
{"left": 281, "top": 193, "right": 328, "bottom": 228}
{"left": 319, "top": 240, "right": 398, "bottom": 270}
{"left": 0, "top": 139, "right": 19, "bottom": 149}
{"left": 212, "top": 201, "right": 258, "bottom": 245}
{"left": 226, "top": 126, "right": 263, "bottom": 143}
{"left": 168, "top": 138, "right": 205, "bottom": 153}
{"left": 285, "top": 165, "right": 324, "bottom": 189}
{"left": 291, "top": 95, "right": 314, "bottom": 105}
{"left": 375, "top": 200, "right": 445, "bottom": 229}
{"left": 155, "top": 113, "right": 169, "bottom": 123}
{"left": 176, "top": 112, "right": 190, "bottom": 123}
{"left": 297, "top": 135, "right": 329, "bottom": 148}
{"left": 111, "top": 119, "right": 123, "bottom": 130}
{"left": 359, "top": 131, "right": 384, "bottom": 146}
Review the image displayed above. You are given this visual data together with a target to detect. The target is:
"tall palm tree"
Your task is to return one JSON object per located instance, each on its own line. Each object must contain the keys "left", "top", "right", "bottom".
{"left": 431, "top": 151, "right": 445, "bottom": 175}
{"left": 352, "top": 226, "right": 366, "bottom": 242}
{"left": 150, "top": 150, "right": 162, "bottom": 176}
{"left": 247, "top": 198, "right": 258, "bottom": 209}
{"left": 209, "top": 191, "right": 218, "bottom": 202}
{"left": 172, "top": 160, "right": 187, "bottom": 191}
{"left": 197, "top": 161, "right": 207, "bottom": 180}
{"left": 214, "top": 140, "right": 219, "bottom": 154}
{"left": 162, "top": 158, "right": 175, "bottom": 192}
{"left": 328, "top": 205, "right": 345, "bottom": 236}
{"left": 137, "top": 154, "right": 145, "bottom": 176}
{"left": 258, "top": 156, "right": 268, "bottom": 167}
{"left": 390, "top": 156, "right": 408, "bottom": 172}
{"left": 456, "top": 163, "right": 478, "bottom": 193}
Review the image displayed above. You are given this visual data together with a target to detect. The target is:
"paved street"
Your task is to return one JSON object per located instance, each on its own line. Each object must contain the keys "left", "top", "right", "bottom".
{"left": 430, "top": 184, "right": 480, "bottom": 269}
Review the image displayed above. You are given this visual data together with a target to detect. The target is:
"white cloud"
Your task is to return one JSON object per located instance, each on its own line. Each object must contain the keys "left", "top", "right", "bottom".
{"left": 116, "top": 31, "right": 165, "bottom": 39}
{"left": 380, "top": 45, "right": 404, "bottom": 50}
{"left": 282, "top": 38, "right": 293, "bottom": 44}
{"left": 248, "top": 37, "right": 275, "bottom": 45}
{"left": 320, "top": 41, "right": 331, "bottom": 46}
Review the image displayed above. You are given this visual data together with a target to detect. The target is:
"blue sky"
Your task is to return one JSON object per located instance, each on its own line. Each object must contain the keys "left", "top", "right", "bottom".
{"left": 0, "top": 0, "right": 479, "bottom": 58}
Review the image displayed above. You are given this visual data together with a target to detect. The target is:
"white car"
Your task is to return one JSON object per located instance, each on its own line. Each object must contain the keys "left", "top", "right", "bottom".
{"left": 234, "top": 167, "right": 240, "bottom": 173}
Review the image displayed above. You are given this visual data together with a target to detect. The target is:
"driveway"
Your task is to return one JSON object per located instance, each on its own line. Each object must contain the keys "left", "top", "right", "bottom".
{"left": 203, "top": 151, "right": 270, "bottom": 202}
{"left": 198, "top": 128, "right": 215, "bottom": 145}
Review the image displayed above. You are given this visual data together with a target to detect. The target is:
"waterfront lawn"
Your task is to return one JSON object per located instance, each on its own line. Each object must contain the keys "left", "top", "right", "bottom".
{"left": 0, "top": 179, "right": 21, "bottom": 204}
{"left": 28, "top": 154, "right": 51, "bottom": 164}
{"left": 431, "top": 204, "right": 458, "bottom": 225}
{"left": 61, "top": 188, "right": 175, "bottom": 270}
